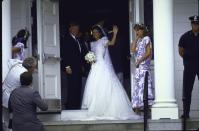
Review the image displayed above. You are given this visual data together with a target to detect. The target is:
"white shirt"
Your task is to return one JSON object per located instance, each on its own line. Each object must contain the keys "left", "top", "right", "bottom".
{"left": 2, "top": 59, "right": 27, "bottom": 108}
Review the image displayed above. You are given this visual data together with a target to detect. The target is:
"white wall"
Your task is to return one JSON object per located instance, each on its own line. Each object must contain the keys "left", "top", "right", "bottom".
{"left": 11, "top": 0, "right": 39, "bottom": 91}
{"left": 2, "top": 0, "right": 11, "bottom": 81}
{"left": 11, "top": 0, "right": 32, "bottom": 57}
{"left": 173, "top": 0, "right": 199, "bottom": 118}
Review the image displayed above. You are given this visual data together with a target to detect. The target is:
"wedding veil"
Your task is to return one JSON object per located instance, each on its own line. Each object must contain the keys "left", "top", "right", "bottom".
{"left": 91, "top": 24, "right": 107, "bottom": 37}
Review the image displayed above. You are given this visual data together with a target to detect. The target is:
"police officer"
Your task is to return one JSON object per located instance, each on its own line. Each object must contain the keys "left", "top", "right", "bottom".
{"left": 178, "top": 15, "right": 199, "bottom": 118}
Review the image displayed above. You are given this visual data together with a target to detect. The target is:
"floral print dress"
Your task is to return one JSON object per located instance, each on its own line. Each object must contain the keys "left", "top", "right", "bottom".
{"left": 131, "top": 36, "right": 154, "bottom": 109}
{"left": 13, "top": 42, "right": 25, "bottom": 61}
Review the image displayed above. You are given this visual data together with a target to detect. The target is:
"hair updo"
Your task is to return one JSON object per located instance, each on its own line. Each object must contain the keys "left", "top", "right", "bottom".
{"left": 12, "top": 29, "right": 30, "bottom": 48}
{"left": 91, "top": 25, "right": 106, "bottom": 39}
{"left": 133, "top": 23, "right": 149, "bottom": 36}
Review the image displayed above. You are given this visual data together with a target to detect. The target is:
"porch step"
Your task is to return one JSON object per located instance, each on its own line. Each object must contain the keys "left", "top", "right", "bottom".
{"left": 42, "top": 110, "right": 144, "bottom": 130}
{"left": 60, "top": 110, "right": 143, "bottom": 120}
{"left": 61, "top": 110, "right": 88, "bottom": 120}
{"left": 39, "top": 110, "right": 199, "bottom": 131}
{"left": 148, "top": 118, "right": 199, "bottom": 131}
{"left": 43, "top": 119, "right": 199, "bottom": 131}
{"left": 186, "top": 118, "right": 199, "bottom": 130}
{"left": 44, "top": 120, "right": 144, "bottom": 131}
{"left": 148, "top": 119, "right": 182, "bottom": 130}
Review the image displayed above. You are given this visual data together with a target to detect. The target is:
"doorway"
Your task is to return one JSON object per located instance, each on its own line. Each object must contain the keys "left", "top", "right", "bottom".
{"left": 59, "top": 0, "right": 131, "bottom": 109}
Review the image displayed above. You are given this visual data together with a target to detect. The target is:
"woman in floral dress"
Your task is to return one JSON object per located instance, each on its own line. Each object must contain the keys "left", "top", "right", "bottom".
{"left": 12, "top": 29, "right": 30, "bottom": 61}
{"left": 131, "top": 24, "right": 154, "bottom": 115}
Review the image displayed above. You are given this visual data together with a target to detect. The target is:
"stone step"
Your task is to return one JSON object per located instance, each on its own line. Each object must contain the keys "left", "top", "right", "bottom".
{"left": 60, "top": 110, "right": 143, "bottom": 120}
{"left": 43, "top": 119, "right": 199, "bottom": 131}
{"left": 44, "top": 120, "right": 144, "bottom": 131}
{"left": 148, "top": 118, "right": 199, "bottom": 131}
{"left": 39, "top": 110, "right": 199, "bottom": 131}
{"left": 61, "top": 110, "right": 89, "bottom": 120}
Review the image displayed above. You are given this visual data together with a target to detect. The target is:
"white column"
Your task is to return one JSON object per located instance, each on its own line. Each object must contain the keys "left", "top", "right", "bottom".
{"left": 151, "top": 0, "right": 178, "bottom": 119}
{"left": 135, "top": 0, "right": 144, "bottom": 23}
{"left": 2, "top": 0, "right": 11, "bottom": 81}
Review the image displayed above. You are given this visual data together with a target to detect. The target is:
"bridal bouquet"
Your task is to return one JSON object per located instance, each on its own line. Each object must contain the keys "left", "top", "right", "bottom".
{"left": 85, "top": 51, "right": 96, "bottom": 64}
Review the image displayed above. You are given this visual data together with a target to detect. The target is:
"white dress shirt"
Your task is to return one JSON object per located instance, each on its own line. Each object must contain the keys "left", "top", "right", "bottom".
{"left": 2, "top": 59, "right": 27, "bottom": 108}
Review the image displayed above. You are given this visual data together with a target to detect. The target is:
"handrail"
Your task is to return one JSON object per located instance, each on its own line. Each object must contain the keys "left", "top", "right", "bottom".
{"left": 143, "top": 71, "right": 149, "bottom": 131}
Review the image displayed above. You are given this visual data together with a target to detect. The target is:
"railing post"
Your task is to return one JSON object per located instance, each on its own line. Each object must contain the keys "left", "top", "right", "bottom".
{"left": 143, "top": 71, "right": 149, "bottom": 131}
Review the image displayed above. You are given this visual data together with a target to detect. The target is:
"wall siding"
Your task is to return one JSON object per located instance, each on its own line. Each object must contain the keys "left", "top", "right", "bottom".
{"left": 174, "top": 0, "right": 199, "bottom": 117}
{"left": 11, "top": 0, "right": 39, "bottom": 92}
{"left": 11, "top": 0, "right": 32, "bottom": 57}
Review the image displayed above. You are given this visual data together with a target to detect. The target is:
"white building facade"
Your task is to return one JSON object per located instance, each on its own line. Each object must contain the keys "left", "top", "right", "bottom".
{"left": 2, "top": 0, "right": 199, "bottom": 120}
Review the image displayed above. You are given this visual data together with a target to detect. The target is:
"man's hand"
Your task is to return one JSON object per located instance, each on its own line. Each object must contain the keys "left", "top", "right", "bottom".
{"left": 65, "top": 66, "right": 72, "bottom": 74}
{"left": 179, "top": 47, "right": 184, "bottom": 58}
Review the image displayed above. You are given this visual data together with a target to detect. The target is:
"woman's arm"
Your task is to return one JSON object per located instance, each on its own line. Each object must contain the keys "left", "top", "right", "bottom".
{"left": 131, "top": 37, "right": 139, "bottom": 53}
{"left": 136, "top": 43, "right": 152, "bottom": 66}
{"left": 12, "top": 47, "right": 21, "bottom": 54}
{"left": 107, "top": 25, "right": 118, "bottom": 46}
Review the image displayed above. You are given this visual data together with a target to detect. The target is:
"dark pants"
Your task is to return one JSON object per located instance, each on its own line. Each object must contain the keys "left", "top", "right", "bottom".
{"left": 183, "top": 63, "right": 199, "bottom": 116}
{"left": 61, "top": 71, "right": 68, "bottom": 110}
{"left": 61, "top": 70, "right": 82, "bottom": 110}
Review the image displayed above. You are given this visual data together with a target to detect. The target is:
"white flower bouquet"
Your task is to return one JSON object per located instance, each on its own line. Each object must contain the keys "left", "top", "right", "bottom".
{"left": 85, "top": 51, "right": 96, "bottom": 64}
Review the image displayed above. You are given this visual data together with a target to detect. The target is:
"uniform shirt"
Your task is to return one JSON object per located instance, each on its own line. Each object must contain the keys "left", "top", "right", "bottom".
{"left": 179, "top": 30, "right": 199, "bottom": 63}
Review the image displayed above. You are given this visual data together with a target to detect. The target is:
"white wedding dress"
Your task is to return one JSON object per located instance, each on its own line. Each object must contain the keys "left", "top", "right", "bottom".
{"left": 81, "top": 36, "right": 140, "bottom": 120}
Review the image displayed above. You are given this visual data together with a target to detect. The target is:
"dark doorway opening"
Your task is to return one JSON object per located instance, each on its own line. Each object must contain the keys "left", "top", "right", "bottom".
{"left": 59, "top": 0, "right": 131, "bottom": 109}
{"left": 59, "top": 0, "right": 129, "bottom": 35}
{"left": 144, "top": 0, "right": 154, "bottom": 59}
{"left": 31, "top": 0, "right": 38, "bottom": 59}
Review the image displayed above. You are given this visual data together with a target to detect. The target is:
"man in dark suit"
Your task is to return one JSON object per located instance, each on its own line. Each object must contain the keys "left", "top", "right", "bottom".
{"left": 9, "top": 72, "right": 48, "bottom": 131}
{"left": 60, "top": 22, "right": 88, "bottom": 109}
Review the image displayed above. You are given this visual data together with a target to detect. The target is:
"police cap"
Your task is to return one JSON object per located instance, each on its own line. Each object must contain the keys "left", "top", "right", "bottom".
{"left": 189, "top": 15, "right": 199, "bottom": 24}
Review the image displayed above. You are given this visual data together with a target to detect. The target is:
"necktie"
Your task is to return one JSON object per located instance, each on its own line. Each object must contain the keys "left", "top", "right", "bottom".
{"left": 75, "top": 38, "right": 81, "bottom": 52}
{"left": 84, "top": 41, "right": 90, "bottom": 51}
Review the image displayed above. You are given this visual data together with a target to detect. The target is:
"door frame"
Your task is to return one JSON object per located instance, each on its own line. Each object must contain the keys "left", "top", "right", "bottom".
{"left": 129, "top": 0, "right": 144, "bottom": 93}
{"left": 37, "top": 0, "right": 45, "bottom": 97}
{"left": 35, "top": 0, "right": 144, "bottom": 112}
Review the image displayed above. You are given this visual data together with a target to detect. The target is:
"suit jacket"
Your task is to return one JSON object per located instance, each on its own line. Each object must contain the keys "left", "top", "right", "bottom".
{"left": 9, "top": 86, "right": 48, "bottom": 131}
{"left": 60, "top": 33, "right": 88, "bottom": 75}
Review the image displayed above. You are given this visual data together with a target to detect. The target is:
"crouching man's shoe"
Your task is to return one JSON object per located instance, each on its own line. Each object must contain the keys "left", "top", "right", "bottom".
{"left": 180, "top": 114, "right": 190, "bottom": 119}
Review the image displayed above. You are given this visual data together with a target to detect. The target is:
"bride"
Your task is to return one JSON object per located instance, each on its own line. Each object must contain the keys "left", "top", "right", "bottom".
{"left": 81, "top": 24, "right": 140, "bottom": 120}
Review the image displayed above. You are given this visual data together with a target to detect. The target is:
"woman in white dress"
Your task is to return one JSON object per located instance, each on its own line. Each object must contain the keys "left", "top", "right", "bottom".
{"left": 81, "top": 25, "right": 140, "bottom": 120}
